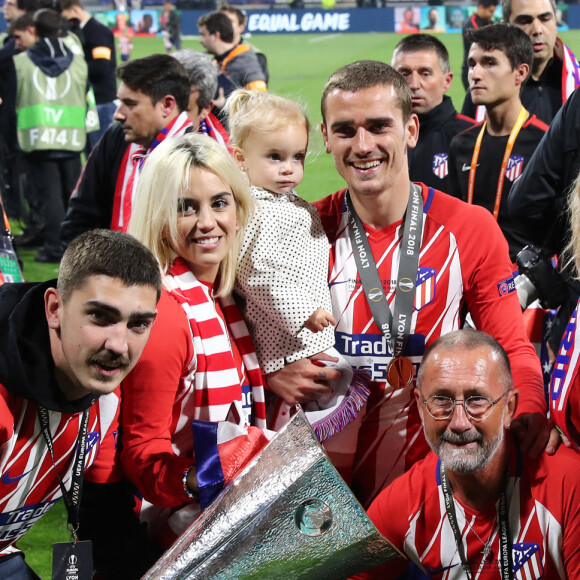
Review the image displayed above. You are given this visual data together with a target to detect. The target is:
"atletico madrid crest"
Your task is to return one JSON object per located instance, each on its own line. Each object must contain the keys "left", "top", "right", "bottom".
{"left": 512, "top": 542, "right": 544, "bottom": 580}
{"left": 505, "top": 155, "right": 525, "bottom": 182}
{"left": 414, "top": 267, "right": 436, "bottom": 311}
{"left": 432, "top": 153, "right": 448, "bottom": 179}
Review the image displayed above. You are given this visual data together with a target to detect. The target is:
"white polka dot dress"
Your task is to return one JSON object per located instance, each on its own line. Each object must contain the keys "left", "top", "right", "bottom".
{"left": 236, "top": 186, "right": 335, "bottom": 374}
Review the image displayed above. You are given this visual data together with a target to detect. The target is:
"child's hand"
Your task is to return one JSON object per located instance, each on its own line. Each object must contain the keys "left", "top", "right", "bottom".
{"left": 304, "top": 308, "right": 336, "bottom": 333}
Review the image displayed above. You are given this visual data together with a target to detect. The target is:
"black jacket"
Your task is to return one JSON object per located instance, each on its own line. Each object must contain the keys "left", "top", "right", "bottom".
{"left": 0, "top": 37, "right": 20, "bottom": 152}
{"left": 408, "top": 96, "right": 476, "bottom": 193}
{"left": 60, "top": 122, "right": 129, "bottom": 247}
{"left": 448, "top": 114, "right": 548, "bottom": 261}
{"left": 68, "top": 17, "right": 117, "bottom": 104}
{"left": 507, "top": 88, "right": 580, "bottom": 257}
{"left": 507, "top": 89, "right": 580, "bottom": 352}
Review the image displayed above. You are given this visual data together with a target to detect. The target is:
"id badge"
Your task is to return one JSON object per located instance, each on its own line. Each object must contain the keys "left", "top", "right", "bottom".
{"left": 52, "top": 540, "right": 93, "bottom": 580}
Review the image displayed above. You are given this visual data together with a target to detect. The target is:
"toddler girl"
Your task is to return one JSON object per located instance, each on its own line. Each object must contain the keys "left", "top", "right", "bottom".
{"left": 225, "top": 89, "right": 368, "bottom": 441}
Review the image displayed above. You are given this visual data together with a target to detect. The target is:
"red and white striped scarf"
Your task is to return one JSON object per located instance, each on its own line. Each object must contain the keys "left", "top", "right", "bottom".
{"left": 474, "top": 39, "right": 580, "bottom": 122}
{"left": 164, "top": 257, "right": 267, "bottom": 427}
{"left": 111, "top": 112, "right": 192, "bottom": 232}
{"left": 200, "top": 112, "right": 230, "bottom": 151}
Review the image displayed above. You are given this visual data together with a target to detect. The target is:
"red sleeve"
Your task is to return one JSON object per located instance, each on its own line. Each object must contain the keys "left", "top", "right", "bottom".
{"left": 85, "top": 393, "right": 122, "bottom": 483}
{"left": 313, "top": 189, "right": 346, "bottom": 245}
{"left": 559, "top": 448, "right": 580, "bottom": 577}
{"left": 120, "top": 290, "right": 195, "bottom": 508}
{"left": 452, "top": 199, "right": 545, "bottom": 416}
{"left": 349, "top": 459, "right": 433, "bottom": 579}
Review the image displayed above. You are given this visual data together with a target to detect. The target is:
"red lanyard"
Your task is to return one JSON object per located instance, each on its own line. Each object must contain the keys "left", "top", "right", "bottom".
{"left": 467, "top": 106, "right": 528, "bottom": 220}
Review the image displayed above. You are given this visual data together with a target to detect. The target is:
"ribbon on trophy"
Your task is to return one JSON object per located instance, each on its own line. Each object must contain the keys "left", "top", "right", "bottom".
{"left": 193, "top": 400, "right": 275, "bottom": 509}
{"left": 345, "top": 184, "right": 426, "bottom": 388}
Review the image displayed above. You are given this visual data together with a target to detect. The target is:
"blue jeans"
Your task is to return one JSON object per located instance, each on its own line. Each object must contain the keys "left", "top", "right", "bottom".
{"left": 0, "top": 554, "right": 41, "bottom": 579}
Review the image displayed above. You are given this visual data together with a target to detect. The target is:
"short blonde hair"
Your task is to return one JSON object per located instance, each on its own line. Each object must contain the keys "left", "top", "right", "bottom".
{"left": 224, "top": 88, "right": 310, "bottom": 151}
{"left": 129, "top": 133, "right": 253, "bottom": 296}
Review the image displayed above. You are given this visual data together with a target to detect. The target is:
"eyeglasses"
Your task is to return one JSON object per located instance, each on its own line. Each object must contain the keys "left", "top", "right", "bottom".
{"left": 420, "top": 392, "right": 507, "bottom": 421}
{"left": 5, "top": 2, "right": 18, "bottom": 7}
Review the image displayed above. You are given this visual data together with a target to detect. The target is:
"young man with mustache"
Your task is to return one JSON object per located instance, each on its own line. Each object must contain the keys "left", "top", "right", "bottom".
{"left": 0, "top": 229, "right": 161, "bottom": 578}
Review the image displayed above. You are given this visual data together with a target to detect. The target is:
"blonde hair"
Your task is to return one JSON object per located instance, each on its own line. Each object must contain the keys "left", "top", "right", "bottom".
{"left": 128, "top": 133, "right": 253, "bottom": 296}
{"left": 566, "top": 171, "right": 580, "bottom": 278}
{"left": 224, "top": 88, "right": 310, "bottom": 150}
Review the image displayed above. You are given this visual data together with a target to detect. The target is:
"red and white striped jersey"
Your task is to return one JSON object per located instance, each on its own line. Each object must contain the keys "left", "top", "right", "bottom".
{"left": 314, "top": 185, "right": 545, "bottom": 507}
{"left": 0, "top": 388, "right": 120, "bottom": 555}
{"left": 357, "top": 443, "right": 580, "bottom": 579}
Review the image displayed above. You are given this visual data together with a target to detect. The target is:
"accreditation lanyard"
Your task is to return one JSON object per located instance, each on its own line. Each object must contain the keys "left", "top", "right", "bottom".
{"left": 467, "top": 106, "right": 528, "bottom": 220}
{"left": 439, "top": 462, "right": 514, "bottom": 580}
{"left": 37, "top": 406, "right": 90, "bottom": 541}
{"left": 345, "top": 183, "right": 424, "bottom": 357}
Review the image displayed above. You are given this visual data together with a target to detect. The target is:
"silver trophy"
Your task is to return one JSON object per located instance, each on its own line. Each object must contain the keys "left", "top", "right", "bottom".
{"left": 143, "top": 409, "right": 399, "bottom": 580}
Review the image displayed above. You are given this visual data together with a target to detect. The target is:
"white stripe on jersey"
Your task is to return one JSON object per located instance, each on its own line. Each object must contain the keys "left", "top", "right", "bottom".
{"left": 403, "top": 476, "right": 564, "bottom": 580}
{"left": 0, "top": 392, "right": 119, "bottom": 552}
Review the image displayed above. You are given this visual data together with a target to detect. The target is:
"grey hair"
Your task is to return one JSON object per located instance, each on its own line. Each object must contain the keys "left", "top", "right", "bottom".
{"left": 172, "top": 49, "right": 219, "bottom": 110}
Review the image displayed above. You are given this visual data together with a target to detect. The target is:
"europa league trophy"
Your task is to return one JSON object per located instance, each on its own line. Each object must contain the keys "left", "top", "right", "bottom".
{"left": 143, "top": 409, "right": 399, "bottom": 579}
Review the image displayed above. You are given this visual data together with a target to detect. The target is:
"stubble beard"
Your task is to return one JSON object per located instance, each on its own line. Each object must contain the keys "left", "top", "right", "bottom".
{"left": 424, "top": 415, "right": 505, "bottom": 474}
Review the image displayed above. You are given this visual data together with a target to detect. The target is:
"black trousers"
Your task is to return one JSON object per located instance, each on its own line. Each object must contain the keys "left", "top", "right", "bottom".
{"left": 21, "top": 152, "right": 81, "bottom": 258}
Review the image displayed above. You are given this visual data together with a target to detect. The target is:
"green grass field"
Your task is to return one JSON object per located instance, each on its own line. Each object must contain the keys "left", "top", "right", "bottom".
{"left": 14, "top": 29, "right": 580, "bottom": 577}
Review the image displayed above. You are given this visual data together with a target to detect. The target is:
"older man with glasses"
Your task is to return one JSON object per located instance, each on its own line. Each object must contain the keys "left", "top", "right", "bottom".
{"left": 353, "top": 329, "right": 580, "bottom": 579}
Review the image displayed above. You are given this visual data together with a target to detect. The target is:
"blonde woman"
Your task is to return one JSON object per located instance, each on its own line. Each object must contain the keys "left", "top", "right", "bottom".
{"left": 121, "top": 133, "right": 270, "bottom": 547}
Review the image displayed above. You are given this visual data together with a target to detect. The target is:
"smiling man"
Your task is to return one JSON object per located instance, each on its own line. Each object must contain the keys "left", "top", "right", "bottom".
{"left": 60, "top": 54, "right": 193, "bottom": 245}
{"left": 392, "top": 34, "right": 476, "bottom": 192}
{"left": 354, "top": 329, "right": 580, "bottom": 579}
{"left": 268, "top": 60, "right": 554, "bottom": 509}
{"left": 0, "top": 229, "right": 161, "bottom": 578}
{"left": 448, "top": 23, "right": 548, "bottom": 261}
